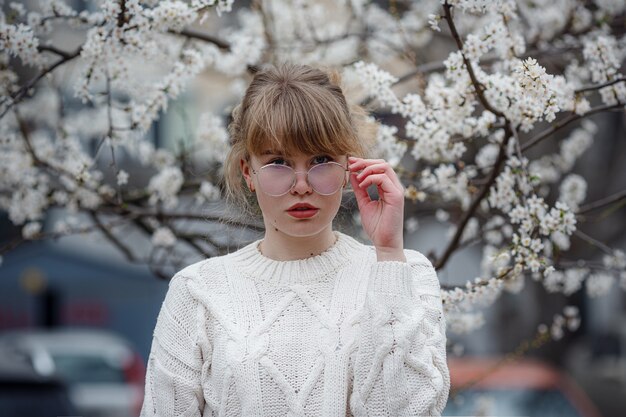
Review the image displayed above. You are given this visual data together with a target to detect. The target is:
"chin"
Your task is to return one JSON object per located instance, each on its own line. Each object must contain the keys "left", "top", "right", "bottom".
{"left": 272, "top": 220, "right": 332, "bottom": 238}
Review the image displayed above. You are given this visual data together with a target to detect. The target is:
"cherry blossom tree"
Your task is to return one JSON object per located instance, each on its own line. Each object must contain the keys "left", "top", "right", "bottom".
{"left": 1, "top": 0, "right": 625, "bottom": 357}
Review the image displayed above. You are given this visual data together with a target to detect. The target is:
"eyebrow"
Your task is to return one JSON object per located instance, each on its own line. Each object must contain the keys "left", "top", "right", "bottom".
{"left": 261, "top": 149, "right": 285, "bottom": 156}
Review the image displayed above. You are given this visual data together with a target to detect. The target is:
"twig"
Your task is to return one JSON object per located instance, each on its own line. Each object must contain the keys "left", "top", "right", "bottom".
{"left": 0, "top": 48, "right": 82, "bottom": 120}
{"left": 521, "top": 103, "right": 623, "bottom": 152}
{"left": 0, "top": 214, "right": 131, "bottom": 257}
{"left": 442, "top": 2, "right": 505, "bottom": 118}
{"left": 394, "top": 44, "right": 581, "bottom": 87}
{"left": 573, "top": 229, "right": 613, "bottom": 254}
{"left": 575, "top": 77, "right": 626, "bottom": 94}
{"left": 89, "top": 211, "right": 138, "bottom": 262}
{"left": 169, "top": 28, "right": 230, "bottom": 50}
{"left": 577, "top": 189, "right": 626, "bottom": 214}
{"left": 434, "top": 124, "right": 513, "bottom": 270}
{"left": 433, "top": 2, "right": 514, "bottom": 270}
{"left": 37, "top": 44, "right": 75, "bottom": 59}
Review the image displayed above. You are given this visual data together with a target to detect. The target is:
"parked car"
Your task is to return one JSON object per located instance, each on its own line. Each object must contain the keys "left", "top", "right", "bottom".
{"left": 0, "top": 341, "right": 78, "bottom": 417}
{"left": 443, "top": 356, "right": 603, "bottom": 417}
{"left": 0, "top": 327, "right": 145, "bottom": 417}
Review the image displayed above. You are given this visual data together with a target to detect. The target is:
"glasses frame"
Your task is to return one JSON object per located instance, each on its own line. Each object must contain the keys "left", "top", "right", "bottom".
{"left": 251, "top": 160, "right": 350, "bottom": 197}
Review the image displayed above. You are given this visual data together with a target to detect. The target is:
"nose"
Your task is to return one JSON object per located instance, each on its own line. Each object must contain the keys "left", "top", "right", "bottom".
{"left": 290, "top": 169, "right": 313, "bottom": 195}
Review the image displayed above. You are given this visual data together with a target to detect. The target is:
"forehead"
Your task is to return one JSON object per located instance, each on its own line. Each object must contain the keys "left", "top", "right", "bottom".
{"left": 260, "top": 148, "right": 283, "bottom": 155}
{"left": 258, "top": 148, "right": 329, "bottom": 157}
{"left": 259, "top": 144, "right": 328, "bottom": 157}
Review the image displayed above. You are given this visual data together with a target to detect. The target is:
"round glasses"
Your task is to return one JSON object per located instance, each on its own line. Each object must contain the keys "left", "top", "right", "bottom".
{"left": 251, "top": 161, "right": 349, "bottom": 197}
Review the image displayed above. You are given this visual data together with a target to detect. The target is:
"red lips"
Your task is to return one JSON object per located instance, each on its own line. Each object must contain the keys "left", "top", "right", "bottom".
{"left": 287, "top": 203, "right": 319, "bottom": 211}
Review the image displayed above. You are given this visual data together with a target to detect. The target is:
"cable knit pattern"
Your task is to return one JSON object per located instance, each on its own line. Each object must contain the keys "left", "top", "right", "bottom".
{"left": 140, "top": 230, "right": 450, "bottom": 417}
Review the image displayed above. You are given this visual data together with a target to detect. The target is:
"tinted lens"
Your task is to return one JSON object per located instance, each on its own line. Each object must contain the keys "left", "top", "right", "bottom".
{"left": 258, "top": 165, "right": 294, "bottom": 196}
{"left": 309, "top": 163, "right": 345, "bottom": 195}
{"left": 257, "top": 163, "right": 345, "bottom": 196}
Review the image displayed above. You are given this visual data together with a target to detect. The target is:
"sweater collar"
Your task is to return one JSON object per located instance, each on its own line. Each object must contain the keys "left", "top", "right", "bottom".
{"left": 227, "top": 230, "right": 366, "bottom": 286}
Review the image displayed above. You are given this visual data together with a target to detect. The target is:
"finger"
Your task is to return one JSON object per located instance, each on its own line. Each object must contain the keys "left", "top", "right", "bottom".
{"left": 349, "top": 158, "right": 403, "bottom": 189}
{"left": 355, "top": 162, "right": 403, "bottom": 190}
{"left": 348, "top": 158, "right": 385, "bottom": 170}
{"left": 349, "top": 171, "right": 371, "bottom": 210}
{"left": 355, "top": 163, "right": 387, "bottom": 180}
{"left": 358, "top": 173, "right": 401, "bottom": 200}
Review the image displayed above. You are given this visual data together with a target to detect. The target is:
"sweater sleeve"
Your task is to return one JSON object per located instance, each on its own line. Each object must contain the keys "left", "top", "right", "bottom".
{"left": 140, "top": 273, "right": 208, "bottom": 417}
{"left": 349, "top": 249, "right": 450, "bottom": 417}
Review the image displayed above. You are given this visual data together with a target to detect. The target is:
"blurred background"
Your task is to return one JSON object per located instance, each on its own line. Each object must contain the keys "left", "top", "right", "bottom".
{"left": 1, "top": 0, "right": 626, "bottom": 417}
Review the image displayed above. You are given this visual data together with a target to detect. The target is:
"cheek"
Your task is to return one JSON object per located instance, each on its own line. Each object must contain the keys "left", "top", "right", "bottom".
{"left": 255, "top": 192, "right": 272, "bottom": 212}
{"left": 324, "top": 193, "right": 343, "bottom": 213}
{"left": 256, "top": 193, "right": 281, "bottom": 223}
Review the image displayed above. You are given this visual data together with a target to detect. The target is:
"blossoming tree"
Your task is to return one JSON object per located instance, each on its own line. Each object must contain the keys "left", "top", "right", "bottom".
{"left": 1, "top": 0, "right": 625, "bottom": 352}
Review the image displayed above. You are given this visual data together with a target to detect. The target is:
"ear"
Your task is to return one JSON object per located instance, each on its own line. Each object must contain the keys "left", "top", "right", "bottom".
{"left": 240, "top": 157, "right": 255, "bottom": 191}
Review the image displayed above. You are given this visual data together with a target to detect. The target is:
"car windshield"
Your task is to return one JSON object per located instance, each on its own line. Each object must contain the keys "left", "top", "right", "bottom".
{"left": 0, "top": 383, "right": 75, "bottom": 417}
{"left": 51, "top": 353, "right": 125, "bottom": 384}
{"left": 443, "top": 388, "right": 584, "bottom": 417}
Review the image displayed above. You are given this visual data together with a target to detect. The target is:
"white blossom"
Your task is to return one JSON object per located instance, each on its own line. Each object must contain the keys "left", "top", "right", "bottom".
{"left": 208, "top": 9, "right": 266, "bottom": 75}
{"left": 583, "top": 34, "right": 626, "bottom": 106}
{"left": 148, "top": 1, "right": 197, "bottom": 32}
{"left": 194, "top": 181, "right": 221, "bottom": 205}
{"left": 147, "top": 167, "right": 184, "bottom": 209}
{"left": 0, "top": 22, "right": 46, "bottom": 68}
{"left": 559, "top": 174, "right": 587, "bottom": 211}
{"left": 0, "top": 0, "right": 624, "bottom": 334}
{"left": 352, "top": 61, "right": 401, "bottom": 112}
{"left": 117, "top": 170, "right": 129, "bottom": 186}
{"left": 446, "top": 311, "right": 486, "bottom": 334}
{"left": 504, "top": 273, "right": 525, "bottom": 293}
{"left": 475, "top": 143, "right": 499, "bottom": 172}
{"left": 191, "top": 0, "right": 235, "bottom": 16}
{"left": 586, "top": 272, "right": 615, "bottom": 297}
{"left": 405, "top": 216, "right": 419, "bottom": 233}
{"left": 372, "top": 123, "right": 406, "bottom": 168}
{"left": 22, "top": 221, "right": 42, "bottom": 239}
{"left": 603, "top": 249, "right": 626, "bottom": 270}
{"left": 152, "top": 227, "right": 177, "bottom": 248}
{"left": 427, "top": 14, "right": 441, "bottom": 32}
{"left": 131, "top": 49, "right": 206, "bottom": 132}
{"left": 435, "top": 209, "right": 450, "bottom": 223}
{"left": 196, "top": 112, "right": 230, "bottom": 163}
{"left": 421, "top": 164, "right": 472, "bottom": 210}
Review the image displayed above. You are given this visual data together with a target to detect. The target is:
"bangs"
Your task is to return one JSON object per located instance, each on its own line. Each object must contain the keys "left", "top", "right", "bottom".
{"left": 244, "top": 82, "right": 357, "bottom": 157}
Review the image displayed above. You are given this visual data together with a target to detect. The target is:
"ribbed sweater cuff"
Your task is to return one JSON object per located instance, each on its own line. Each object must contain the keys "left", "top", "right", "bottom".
{"left": 368, "top": 261, "right": 414, "bottom": 298}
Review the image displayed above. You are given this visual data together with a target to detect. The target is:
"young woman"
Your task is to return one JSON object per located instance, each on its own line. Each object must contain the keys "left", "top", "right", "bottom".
{"left": 140, "top": 63, "right": 450, "bottom": 417}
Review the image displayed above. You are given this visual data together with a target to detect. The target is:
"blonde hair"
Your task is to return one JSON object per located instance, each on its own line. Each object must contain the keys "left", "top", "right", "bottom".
{"left": 221, "top": 62, "right": 377, "bottom": 221}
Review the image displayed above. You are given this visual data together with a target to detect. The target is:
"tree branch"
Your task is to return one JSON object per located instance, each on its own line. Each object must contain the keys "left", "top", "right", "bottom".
{"left": 577, "top": 189, "right": 626, "bottom": 214}
{"left": 0, "top": 48, "right": 82, "bottom": 120}
{"left": 434, "top": 123, "right": 513, "bottom": 270}
{"left": 37, "top": 44, "right": 75, "bottom": 59}
{"left": 442, "top": 2, "right": 505, "bottom": 118}
{"left": 169, "top": 27, "right": 231, "bottom": 50}
{"left": 88, "top": 211, "right": 138, "bottom": 262}
{"left": 575, "top": 77, "right": 626, "bottom": 94}
{"left": 521, "top": 103, "right": 623, "bottom": 152}
{"left": 573, "top": 229, "right": 613, "bottom": 253}
{"left": 394, "top": 44, "right": 582, "bottom": 87}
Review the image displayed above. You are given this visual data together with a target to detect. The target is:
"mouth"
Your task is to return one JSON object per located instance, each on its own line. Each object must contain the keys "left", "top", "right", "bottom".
{"left": 286, "top": 205, "right": 319, "bottom": 218}
{"left": 287, "top": 203, "right": 319, "bottom": 211}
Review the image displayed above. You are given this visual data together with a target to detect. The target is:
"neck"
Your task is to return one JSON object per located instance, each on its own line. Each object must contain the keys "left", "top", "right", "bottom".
{"left": 259, "top": 226, "right": 338, "bottom": 261}
{"left": 228, "top": 230, "right": 366, "bottom": 286}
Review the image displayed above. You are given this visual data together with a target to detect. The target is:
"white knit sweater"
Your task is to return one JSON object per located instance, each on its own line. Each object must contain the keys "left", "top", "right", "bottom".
{"left": 140, "top": 230, "right": 450, "bottom": 417}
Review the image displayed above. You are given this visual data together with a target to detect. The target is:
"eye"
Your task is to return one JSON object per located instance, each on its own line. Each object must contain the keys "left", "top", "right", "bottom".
{"left": 267, "top": 157, "right": 287, "bottom": 165}
{"left": 312, "top": 155, "right": 333, "bottom": 164}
